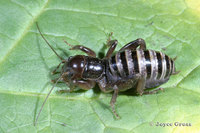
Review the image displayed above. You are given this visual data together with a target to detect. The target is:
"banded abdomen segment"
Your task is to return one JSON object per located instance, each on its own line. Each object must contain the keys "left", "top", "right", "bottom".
{"left": 108, "top": 49, "right": 175, "bottom": 88}
{"left": 144, "top": 50, "right": 175, "bottom": 88}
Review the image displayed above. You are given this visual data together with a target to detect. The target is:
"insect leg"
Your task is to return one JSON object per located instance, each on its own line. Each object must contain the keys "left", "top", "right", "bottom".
{"left": 52, "top": 60, "right": 66, "bottom": 74}
{"left": 143, "top": 88, "right": 164, "bottom": 94}
{"left": 119, "top": 38, "right": 146, "bottom": 52}
{"left": 104, "top": 40, "right": 118, "bottom": 59}
{"left": 136, "top": 75, "right": 146, "bottom": 95}
{"left": 110, "top": 85, "right": 120, "bottom": 119}
{"left": 64, "top": 40, "right": 96, "bottom": 57}
{"left": 51, "top": 78, "right": 63, "bottom": 83}
{"left": 72, "top": 80, "right": 96, "bottom": 90}
{"left": 172, "top": 70, "right": 180, "bottom": 75}
{"left": 106, "top": 32, "right": 113, "bottom": 43}
{"left": 57, "top": 85, "right": 75, "bottom": 93}
{"left": 57, "top": 80, "right": 95, "bottom": 93}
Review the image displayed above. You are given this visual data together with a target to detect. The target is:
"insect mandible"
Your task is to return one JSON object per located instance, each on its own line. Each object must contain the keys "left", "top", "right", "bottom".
{"left": 34, "top": 22, "right": 179, "bottom": 125}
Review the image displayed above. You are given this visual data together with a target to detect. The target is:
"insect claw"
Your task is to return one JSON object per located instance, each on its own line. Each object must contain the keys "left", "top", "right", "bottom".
{"left": 114, "top": 113, "right": 120, "bottom": 119}
{"left": 173, "top": 56, "right": 178, "bottom": 61}
{"left": 162, "top": 47, "right": 167, "bottom": 51}
{"left": 143, "top": 87, "right": 164, "bottom": 95}
{"left": 172, "top": 70, "right": 180, "bottom": 75}
{"left": 57, "top": 89, "right": 72, "bottom": 94}
{"left": 159, "top": 87, "right": 164, "bottom": 92}
{"left": 63, "top": 40, "right": 73, "bottom": 48}
{"left": 107, "top": 32, "right": 113, "bottom": 44}
{"left": 51, "top": 71, "right": 56, "bottom": 75}
{"left": 51, "top": 78, "right": 62, "bottom": 83}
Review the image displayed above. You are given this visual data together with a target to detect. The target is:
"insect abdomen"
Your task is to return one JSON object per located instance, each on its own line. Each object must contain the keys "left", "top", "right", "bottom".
{"left": 143, "top": 50, "right": 175, "bottom": 88}
{"left": 109, "top": 49, "right": 175, "bottom": 89}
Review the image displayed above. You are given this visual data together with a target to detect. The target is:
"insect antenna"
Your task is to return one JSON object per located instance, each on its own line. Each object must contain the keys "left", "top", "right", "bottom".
{"left": 36, "top": 22, "right": 64, "bottom": 61}
{"left": 34, "top": 76, "right": 62, "bottom": 126}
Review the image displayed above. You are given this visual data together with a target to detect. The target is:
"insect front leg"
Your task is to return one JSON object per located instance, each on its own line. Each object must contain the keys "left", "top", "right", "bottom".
{"left": 119, "top": 38, "right": 146, "bottom": 52}
{"left": 110, "top": 85, "right": 120, "bottom": 119}
{"left": 52, "top": 60, "right": 66, "bottom": 74}
{"left": 57, "top": 80, "right": 96, "bottom": 93}
{"left": 64, "top": 40, "right": 96, "bottom": 57}
{"left": 72, "top": 80, "right": 96, "bottom": 90}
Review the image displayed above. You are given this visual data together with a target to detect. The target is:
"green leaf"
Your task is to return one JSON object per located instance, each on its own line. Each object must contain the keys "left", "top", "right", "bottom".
{"left": 1, "top": 0, "right": 200, "bottom": 132}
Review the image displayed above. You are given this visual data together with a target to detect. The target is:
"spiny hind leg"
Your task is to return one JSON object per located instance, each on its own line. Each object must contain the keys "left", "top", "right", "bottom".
{"left": 119, "top": 38, "right": 146, "bottom": 52}
{"left": 110, "top": 85, "right": 120, "bottom": 119}
{"left": 64, "top": 40, "right": 96, "bottom": 57}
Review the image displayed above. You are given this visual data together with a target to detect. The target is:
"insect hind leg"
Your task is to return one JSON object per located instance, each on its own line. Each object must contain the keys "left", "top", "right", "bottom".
{"left": 119, "top": 38, "right": 146, "bottom": 52}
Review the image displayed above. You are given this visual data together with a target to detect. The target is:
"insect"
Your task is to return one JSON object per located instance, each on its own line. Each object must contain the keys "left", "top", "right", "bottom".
{"left": 35, "top": 23, "right": 179, "bottom": 125}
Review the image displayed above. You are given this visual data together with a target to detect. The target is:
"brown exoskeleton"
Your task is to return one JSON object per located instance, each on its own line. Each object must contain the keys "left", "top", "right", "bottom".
{"left": 34, "top": 23, "right": 179, "bottom": 125}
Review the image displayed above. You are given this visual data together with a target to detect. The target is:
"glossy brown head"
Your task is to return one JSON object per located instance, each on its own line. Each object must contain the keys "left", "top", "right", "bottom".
{"left": 61, "top": 55, "right": 85, "bottom": 82}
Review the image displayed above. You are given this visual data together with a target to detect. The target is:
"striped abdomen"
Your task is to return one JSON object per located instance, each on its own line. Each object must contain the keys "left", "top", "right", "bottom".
{"left": 108, "top": 49, "right": 175, "bottom": 89}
